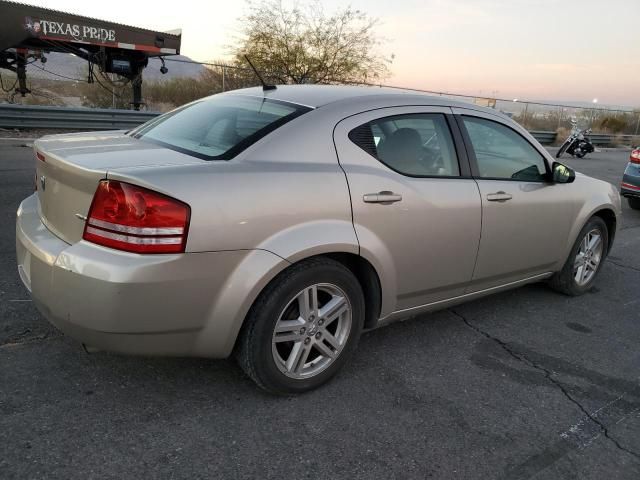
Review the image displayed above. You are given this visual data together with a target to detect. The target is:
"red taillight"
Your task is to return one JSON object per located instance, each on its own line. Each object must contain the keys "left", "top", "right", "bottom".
{"left": 630, "top": 149, "right": 640, "bottom": 164}
{"left": 622, "top": 182, "right": 640, "bottom": 191}
{"left": 36, "top": 151, "right": 45, "bottom": 162}
{"left": 83, "top": 180, "right": 190, "bottom": 254}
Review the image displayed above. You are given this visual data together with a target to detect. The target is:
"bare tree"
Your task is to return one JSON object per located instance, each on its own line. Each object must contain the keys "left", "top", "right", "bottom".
{"left": 233, "top": 0, "right": 391, "bottom": 84}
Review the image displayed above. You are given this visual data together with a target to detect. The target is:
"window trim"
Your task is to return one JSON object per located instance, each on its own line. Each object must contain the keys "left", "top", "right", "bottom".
{"left": 347, "top": 112, "right": 471, "bottom": 179}
{"left": 446, "top": 113, "right": 472, "bottom": 178}
{"left": 455, "top": 114, "right": 552, "bottom": 183}
{"left": 130, "top": 96, "right": 312, "bottom": 161}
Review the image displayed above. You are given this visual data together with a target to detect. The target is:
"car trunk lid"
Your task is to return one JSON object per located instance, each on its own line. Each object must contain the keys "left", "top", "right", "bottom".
{"left": 34, "top": 131, "right": 204, "bottom": 244}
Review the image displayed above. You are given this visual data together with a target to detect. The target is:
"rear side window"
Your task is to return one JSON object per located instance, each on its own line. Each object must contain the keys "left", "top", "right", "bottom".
{"left": 349, "top": 114, "right": 460, "bottom": 177}
{"left": 461, "top": 116, "right": 547, "bottom": 181}
{"left": 130, "top": 96, "right": 311, "bottom": 160}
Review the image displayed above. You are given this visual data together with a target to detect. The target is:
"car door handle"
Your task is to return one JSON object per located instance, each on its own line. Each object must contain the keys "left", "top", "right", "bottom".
{"left": 486, "top": 191, "right": 513, "bottom": 202}
{"left": 363, "top": 191, "right": 403, "bottom": 204}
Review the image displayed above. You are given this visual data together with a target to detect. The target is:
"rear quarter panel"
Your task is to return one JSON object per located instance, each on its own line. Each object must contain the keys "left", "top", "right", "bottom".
{"left": 104, "top": 110, "right": 361, "bottom": 356}
{"left": 106, "top": 108, "right": 359, "bottom": 259}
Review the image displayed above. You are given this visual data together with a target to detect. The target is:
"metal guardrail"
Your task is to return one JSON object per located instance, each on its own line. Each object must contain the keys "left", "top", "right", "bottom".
{"left": 589, "top": 134, "right": 615, "bottom": 146}
{"left": 588, "top": 133, "right": 637, "bottom": 147}
{"left": 530, "top": 131, "right": 638, "bottom": 147}
{"left": 0, "top": 104, "right": 159, "bottom": 130}
{"left": 0, "top": 105, "right": 562, "bottom": 142}
{"left": 529, "top": 131, "right": 557, "bottom": 145}
{"left": 532, "top": 132, "right": 638, "bottom": 147}
{"left": 0, "top": 105, "right": 636, "bottom": 148}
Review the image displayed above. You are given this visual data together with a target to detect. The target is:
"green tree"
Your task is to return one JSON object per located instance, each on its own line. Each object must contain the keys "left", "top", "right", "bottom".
{"left": 233, "top": 0, "right": 391, "bottom": 84}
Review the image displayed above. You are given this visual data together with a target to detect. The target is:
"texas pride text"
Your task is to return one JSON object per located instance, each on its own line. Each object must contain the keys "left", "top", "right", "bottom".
{"left": 38, "top": 20, "right": 116, "bottom": 43}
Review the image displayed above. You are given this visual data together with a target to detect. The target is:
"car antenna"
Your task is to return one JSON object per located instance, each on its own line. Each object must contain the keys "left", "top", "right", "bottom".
{"left": 244, "top": 55, "right": 277, "bottom": 91}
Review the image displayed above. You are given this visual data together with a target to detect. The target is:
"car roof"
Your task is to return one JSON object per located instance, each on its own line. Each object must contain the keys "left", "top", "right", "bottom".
{"left": 223, "top": 84, "right": 496, "bottom": 114}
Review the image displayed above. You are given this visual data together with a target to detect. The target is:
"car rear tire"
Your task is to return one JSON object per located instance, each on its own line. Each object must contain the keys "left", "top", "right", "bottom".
{"left": 548, "top": 216, "right": 608, "bottom": 296}
{"left": 235, "top": 257, "right": 365, "bottom": 395}
{"left": 628, "top": 197, "right": 640, "bottom": 210}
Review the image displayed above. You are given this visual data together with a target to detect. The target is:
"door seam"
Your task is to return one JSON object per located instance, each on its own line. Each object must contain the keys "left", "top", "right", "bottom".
{"left": 331, "top": 122, "right": 361, "bottom": 255}
{"left": 466, "top": 178, "right": 483, "bottom": 294}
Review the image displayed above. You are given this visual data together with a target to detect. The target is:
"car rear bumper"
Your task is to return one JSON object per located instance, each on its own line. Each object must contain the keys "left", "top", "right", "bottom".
{"left": 621, "top": 183, "right": 640, "bottom": 198}
{"left": 621, "top": 164, "right": 640, "bottom": 198}
{"left": 16, "top": 194, "right": 285, "bottom": 358}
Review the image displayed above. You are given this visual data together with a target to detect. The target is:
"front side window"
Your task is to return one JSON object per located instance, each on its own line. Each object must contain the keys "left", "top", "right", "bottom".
{"left": 130, "top": 95, "right": 311, "bottom": 160}
{"left": 349, "top": 114, "right": 460, "bottom": 177}
{"left": 461, "top": 116, "right": 548, "bottom": 181}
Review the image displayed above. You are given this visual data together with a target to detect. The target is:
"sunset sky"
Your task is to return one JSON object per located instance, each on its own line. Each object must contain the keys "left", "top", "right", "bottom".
{"left": 21, "top": 0, "right": 640, "bottom": 107}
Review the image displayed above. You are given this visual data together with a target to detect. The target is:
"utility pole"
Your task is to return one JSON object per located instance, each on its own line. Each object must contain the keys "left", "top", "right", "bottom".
{"left": 111, "top": 73, "right": 115, "bottom": 109}
{"left": 557, "top": 106, "right": 562, "bottom": 130}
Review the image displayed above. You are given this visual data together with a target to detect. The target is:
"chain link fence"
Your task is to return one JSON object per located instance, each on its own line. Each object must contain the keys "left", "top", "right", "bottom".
{"left": 196, "top": 62, "right": 640, "bottom": 145}
{"left": 358, "top": 84, "right": 639, "bottom": 145}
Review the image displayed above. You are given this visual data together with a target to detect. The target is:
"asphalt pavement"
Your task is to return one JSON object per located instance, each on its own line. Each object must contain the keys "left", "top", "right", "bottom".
{"left": 1, "top": 140, "right": 639, "bottom": 479}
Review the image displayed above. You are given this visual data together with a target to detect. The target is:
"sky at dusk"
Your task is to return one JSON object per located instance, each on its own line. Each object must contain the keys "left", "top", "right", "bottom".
{"left": 20, "top": 0, "right": 640, "bottom": 107}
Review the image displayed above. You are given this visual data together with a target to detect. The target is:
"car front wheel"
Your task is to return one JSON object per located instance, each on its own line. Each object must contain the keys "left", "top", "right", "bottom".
{"left": 235, "top": 258, "right": 365, "bottom": 394}
{"left": 549, "top": 216, "right": 608, "bottom": 296}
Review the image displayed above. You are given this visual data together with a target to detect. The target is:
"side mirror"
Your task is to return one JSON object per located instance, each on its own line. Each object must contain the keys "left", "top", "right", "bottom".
{"left": 552, "top": 162, "right": 575, "bottom": 184}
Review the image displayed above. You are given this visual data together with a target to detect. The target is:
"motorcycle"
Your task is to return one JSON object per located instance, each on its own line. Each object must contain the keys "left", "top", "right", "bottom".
{"left": 556, "top": 120, "right": 595, "bottom": 159}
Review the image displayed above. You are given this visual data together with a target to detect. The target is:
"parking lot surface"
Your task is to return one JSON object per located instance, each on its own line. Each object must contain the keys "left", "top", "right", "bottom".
{"left": 1, "top": 140, "right": 639, "bottom": 479}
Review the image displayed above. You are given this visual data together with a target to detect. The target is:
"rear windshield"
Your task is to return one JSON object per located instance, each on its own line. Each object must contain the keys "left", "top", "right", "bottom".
{"left": 129, "top": 95, "right": 311, "bottom": 160}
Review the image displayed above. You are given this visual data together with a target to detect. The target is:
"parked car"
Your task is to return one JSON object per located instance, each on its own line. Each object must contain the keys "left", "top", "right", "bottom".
{"left": 621, "top": 147, "right": 640, "bottom": 209}
{"left": 16, "top": 86, "right": 621, "bottom": 394}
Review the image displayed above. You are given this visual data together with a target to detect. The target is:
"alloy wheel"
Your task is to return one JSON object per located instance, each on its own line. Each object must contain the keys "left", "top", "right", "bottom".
{"left": 573, "top": 229, "right": 603, "bottom": 286}
{"left": 271, "top": 283, "right": 352, "bottom": 379}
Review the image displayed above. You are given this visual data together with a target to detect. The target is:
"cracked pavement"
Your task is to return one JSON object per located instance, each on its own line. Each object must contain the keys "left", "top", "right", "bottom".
{"left": 1, "top": 142, "right": 639, "bottom": 479}
{"left": 450, "top": 308, "right": 640, "bottom": 463}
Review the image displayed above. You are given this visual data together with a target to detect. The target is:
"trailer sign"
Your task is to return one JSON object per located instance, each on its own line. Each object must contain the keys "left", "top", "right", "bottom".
{"left": 24, "top": 16, "right": 116, "bottom": 43}
{"left": 2, "top": 1, "right": 181, "bottom": 110}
